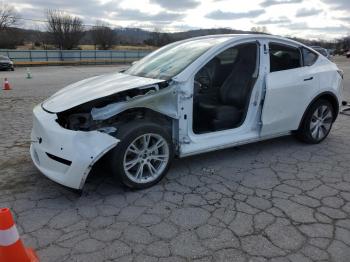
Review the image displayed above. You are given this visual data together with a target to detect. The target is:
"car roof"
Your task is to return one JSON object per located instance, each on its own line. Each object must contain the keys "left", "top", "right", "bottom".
{"left": 174, "top": 34, "right": 308, "bottom": 49}
{"left": 173, "top": 34, "right": 315, "bottom": 82}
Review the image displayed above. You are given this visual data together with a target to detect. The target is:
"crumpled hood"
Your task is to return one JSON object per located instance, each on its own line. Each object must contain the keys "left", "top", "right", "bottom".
{"left": 42, "top": 72, "right": 164, "bottom": 113}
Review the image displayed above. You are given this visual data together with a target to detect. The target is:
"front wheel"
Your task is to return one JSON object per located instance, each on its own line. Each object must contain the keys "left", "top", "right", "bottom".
{"left": 296, "top": 99, "right": 334, "bottom": 144}
{"left": 110, "top": 121, "right": 173, "bottom": 189}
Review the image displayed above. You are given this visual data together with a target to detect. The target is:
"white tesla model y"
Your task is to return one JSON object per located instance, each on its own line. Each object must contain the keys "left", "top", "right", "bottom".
{"left": 30, "top": 34, "right": 343, "bottom": 190}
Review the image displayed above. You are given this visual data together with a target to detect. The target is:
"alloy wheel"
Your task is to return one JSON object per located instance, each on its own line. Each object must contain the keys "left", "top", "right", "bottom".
{"left": 123, "top": 133, "right": 169, "bottom": 184}
{"left": 310, "top": 105, "right": 333, "bottom": 141}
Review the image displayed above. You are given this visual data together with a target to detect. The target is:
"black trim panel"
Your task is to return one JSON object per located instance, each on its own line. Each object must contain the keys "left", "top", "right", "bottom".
{"left": 46, "top": 153, "right": 72, "bottom": 166}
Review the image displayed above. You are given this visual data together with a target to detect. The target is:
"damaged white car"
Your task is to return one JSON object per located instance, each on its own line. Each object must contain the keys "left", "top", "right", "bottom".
{"left": 30, "top": 34, "right": 343, "bottom": 190}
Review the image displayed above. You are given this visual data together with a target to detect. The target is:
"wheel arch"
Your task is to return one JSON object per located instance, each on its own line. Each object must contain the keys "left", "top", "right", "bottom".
{"left": 298, "top": 91, "right": 339, "bottom": 130}
{"left": 91, "top": 107, "right": 178, "bottom": 166}
{"left": 108, "top": 117, "right": 175, "bottom": 189}
{"left": 87, "top": 108, "right": 178, "bottom": 187}
{"left": 119, "top": 107, "right": 175, "bottom": 136}
{"left": 123, "top": 107, "right": 179, "bottom": 155}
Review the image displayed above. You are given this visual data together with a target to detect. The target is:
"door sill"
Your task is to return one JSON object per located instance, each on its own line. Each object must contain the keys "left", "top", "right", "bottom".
{"left": 179, "top": 131, "right": 291, "bottom": 157}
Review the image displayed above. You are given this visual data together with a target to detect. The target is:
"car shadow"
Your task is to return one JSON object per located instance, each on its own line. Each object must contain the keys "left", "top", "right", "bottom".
{"left": 82, "top": 134, "right": 305, "bottom": 194}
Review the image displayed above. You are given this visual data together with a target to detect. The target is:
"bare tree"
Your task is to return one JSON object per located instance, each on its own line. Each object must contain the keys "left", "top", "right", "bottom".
{"left": 144, "top": 27, "right": 173, "bottom": 47}
{"left": 32, "top": 26, "right": 51, "bottom": 49}
{"left": 91, "top": 21, "right": 115, "bottom": 50}
{"left": 0, "top": 4, "right": 21, "bottom": 48}
{"left": 0, "top": 3, "right": 18, "bottom": 30}
{"left": 46, "top": 9, "right": 85, "bottom": 50}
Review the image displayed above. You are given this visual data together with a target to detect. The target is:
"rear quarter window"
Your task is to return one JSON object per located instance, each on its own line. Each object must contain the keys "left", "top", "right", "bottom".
{"left": 302, "top": 48, "right": 318, "bottom": 66}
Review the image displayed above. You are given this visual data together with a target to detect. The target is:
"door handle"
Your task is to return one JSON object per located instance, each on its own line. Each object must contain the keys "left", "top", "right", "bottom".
{"left": 304, "top": 77, "right": 314, "bottom": 81}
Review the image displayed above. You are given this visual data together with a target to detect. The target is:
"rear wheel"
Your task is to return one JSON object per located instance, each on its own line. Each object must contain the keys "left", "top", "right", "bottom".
{"left": 110, "top": 121, "right": 173, "bottom": 189}
{"left": 297, "top": 99, "right": 334, "bottom": 144}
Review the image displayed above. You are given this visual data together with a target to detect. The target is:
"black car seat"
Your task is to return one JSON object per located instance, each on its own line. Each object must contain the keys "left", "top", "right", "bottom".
{"left": 198, "top": 43, "right": 258, "bottom": 131}
{"left": 280, "top": 53, "right": 292, "bottom": 70}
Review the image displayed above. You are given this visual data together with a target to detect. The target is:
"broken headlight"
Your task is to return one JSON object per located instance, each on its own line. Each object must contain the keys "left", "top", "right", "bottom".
{"left": 67, "top": 113, "right": 92, "bottom": 131}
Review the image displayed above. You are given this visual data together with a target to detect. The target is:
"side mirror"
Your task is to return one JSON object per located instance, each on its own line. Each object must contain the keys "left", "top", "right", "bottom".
{"left": 131, "top": 60, "right": 138, "bottom": 66}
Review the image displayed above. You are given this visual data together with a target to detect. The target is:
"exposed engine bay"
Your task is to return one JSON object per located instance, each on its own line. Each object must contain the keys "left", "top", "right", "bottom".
{"left": 55, "top": 81, "right": 177, "bottom": 135}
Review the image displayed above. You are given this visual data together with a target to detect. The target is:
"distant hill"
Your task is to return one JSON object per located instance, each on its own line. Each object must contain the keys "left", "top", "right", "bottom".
{"left": 113, "top": 27, "right": 254, "bottom": 44}
{"left": 2, "top": 26, "right": 335, "bottom": 50}
{"left": 15, "top": 27, "right": 258, "bottom": 47}
{"left": 81, "top": 27, "right": 152, "bottom": 45}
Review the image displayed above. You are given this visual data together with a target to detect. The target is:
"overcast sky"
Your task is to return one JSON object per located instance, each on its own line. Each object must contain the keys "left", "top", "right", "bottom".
{"left": 11, "top": 0, "right": 350, "bottom": 39}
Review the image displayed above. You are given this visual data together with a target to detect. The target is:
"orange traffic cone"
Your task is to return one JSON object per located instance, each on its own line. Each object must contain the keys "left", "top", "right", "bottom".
{"left": 0, "top": 208, "right": 39, "bottom": 262}
{"left": 3, "top": 78, "right": 11, "bottom": 90}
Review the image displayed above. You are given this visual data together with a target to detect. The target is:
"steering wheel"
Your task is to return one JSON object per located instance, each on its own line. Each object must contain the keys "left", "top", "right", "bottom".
{"left": 194, "top": 66, "right": 212, "bottom": 91}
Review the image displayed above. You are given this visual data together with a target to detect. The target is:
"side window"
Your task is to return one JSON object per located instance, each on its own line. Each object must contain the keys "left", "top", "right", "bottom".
{"left": 194, "top": 43, "right": 256, "bottom": 89}
{"left": 302, "top": 47, "right": 318, "bottom": 66}
{"left": 269, "top": 43, "right": 302, "bottom": 72}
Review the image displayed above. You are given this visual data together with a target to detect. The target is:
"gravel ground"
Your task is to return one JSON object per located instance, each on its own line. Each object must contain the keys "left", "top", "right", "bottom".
{"left": 1, "top": 58, "right": 350, "bottom": 262}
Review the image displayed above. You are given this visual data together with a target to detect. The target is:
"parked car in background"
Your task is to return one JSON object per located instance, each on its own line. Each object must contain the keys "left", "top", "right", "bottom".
{"left": 0, "top": 55, "right": 14, "bottom": 71}
{"left": 310, "top": 46, "right": 331, "bottom": 60}
{"left": 31, "top": 34, "right": 343, "bottom": 190}
{"left": 328, "top": 49, "right": 335, "bottom": 56}
{"left": 346, "top": 51, "right": 350, "bottom": 58}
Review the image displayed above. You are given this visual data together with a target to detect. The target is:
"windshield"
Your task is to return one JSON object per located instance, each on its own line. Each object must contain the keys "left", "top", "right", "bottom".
{"left": 0, "top": 55, "right": 9, "bottom": 61}
{"left": 124, "top": 37, "right": 230, "bottom": 80}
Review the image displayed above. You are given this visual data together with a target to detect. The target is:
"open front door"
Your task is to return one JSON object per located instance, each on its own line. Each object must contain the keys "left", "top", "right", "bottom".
{"left": 260, "top": 42, "right": 318, "bottom": 136}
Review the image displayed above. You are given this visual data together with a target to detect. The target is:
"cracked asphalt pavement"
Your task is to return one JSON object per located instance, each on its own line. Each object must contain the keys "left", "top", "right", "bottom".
{"left": 1, "top": 58, "right": 350, "bottom": 262}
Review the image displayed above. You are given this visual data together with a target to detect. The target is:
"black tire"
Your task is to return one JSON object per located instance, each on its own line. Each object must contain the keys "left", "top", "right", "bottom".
{"left": 296, "top": 99, "right": 334, "bottom": 144}
{"left": 109, "top": 120, "right": 174, "bottom": 189}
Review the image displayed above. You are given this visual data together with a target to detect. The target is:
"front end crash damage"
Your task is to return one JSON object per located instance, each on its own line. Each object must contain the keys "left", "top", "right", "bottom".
{"left": 31, "top": 80, "right": 179, "bottom": 189}
{"left": 55, "top": 81, "right": 178, "bottom": 135}
{"left": 30, "top": 105, "right": 119, "bottom": 189}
